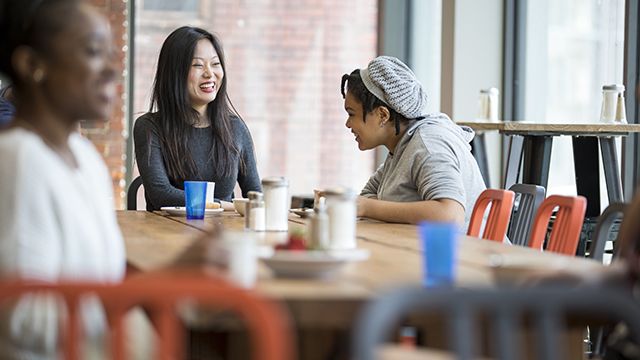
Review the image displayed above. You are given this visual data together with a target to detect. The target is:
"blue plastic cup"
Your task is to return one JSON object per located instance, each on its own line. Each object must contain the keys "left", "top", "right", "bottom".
{"left": 419, "top": 221, "right": 458, "bottom": 287}
{"left": 184, "top": 181, "right": 207, "bottom": 220}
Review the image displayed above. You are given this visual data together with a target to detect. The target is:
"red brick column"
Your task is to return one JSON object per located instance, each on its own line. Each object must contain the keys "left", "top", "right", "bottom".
{"left": 82, "top": 0, "right": 128, "bottom": 209}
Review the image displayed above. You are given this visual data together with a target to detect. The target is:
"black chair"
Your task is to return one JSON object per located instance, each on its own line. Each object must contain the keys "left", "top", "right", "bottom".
{"left": 352, "top": 286, "right": 640, "bottom": 360}
{"left": 507, "top": 183, "right": 546, "bottom": 246}
{"left": 588, "top": 203, "right": 626, "bottom": 263}
{"left": 127, "top": 176, "right": 144, "bottom": 210}
{"left": 585, "top": 203, "right": 627, "bottom": 357}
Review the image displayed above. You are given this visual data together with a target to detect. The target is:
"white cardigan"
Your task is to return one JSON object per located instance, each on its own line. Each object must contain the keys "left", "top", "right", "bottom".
{"left": 0, "top": 128, "right": 125, "bottom": 359}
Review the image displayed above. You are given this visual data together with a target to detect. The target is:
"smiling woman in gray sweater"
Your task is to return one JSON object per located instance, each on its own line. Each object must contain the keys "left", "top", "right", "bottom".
{"left": 341, "top": 56, "right": 486, "bottom": 228}
{"left": 134, "top": 26, "right": 261, "bottom": 211}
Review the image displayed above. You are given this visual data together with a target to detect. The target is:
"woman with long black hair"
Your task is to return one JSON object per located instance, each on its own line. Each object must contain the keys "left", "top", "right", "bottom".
{"left": 134, "top": 26, "right": 261, "bottom": 211}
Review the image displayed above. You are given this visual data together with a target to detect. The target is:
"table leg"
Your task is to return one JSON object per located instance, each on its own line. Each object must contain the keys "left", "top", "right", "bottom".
{"left": 502, "top": 135, "right": 524, "bottom": 189}
{"left": 600, "top": 137, "right": 624, "bottom": 203}
{"left": 471, "top": 133, "right": 491, "bottom": 187}
{"left": 521, "top": 136, "right": 552, "bottom": 189}
{"left": 573, "top": 137, "right": 601, "bottom": 217}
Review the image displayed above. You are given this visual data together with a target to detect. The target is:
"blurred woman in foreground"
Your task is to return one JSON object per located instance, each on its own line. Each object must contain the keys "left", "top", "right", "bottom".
{"left": 0, "top": 0, "right": 125, "bottom": 357}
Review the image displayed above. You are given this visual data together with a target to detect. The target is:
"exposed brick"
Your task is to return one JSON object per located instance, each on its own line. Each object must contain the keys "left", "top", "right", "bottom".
{"left": 80, "top": 0, "right": 128, "bottom": 209}
{"left": 82, "top": 0, "right": 379, "bottom": 209}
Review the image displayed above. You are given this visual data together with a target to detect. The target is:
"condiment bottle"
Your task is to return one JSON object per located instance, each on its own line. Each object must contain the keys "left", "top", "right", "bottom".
{"left": 248, "top": 191, "right": 265, "bottom": 231}
{"left": 616, "top": 92, "right": 627, "bottom": 123}
{"left": 324, "top": 187, "right": 357, "bottom": 249}
{"left": 262, "top": 177, "right": 289, "bottom": 232}
{"left": 600, "top": 84, "right": 625, "bottom": 123}
{"left": 477, "top": 88, "right": 499, "bottom": 122}
{"left": 245, "top": 191, "right": 257, "bottom": 230}
{"left": 308, "top": 197, "right": 329, "bottom": 249}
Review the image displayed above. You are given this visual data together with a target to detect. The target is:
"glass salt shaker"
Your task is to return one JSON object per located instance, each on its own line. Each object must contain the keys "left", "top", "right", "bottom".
{"left": 308, "top": 197, "right": 329, "bottom": 249}
{"left": 247, "top": 191, "right": 265, "bottom": 231}
{"left": 245, "top": 191, "right": 257, "bottom": 230}
{"left": 324, "top": 187, "right": 357, "bottom": 250}
{"left": 477, "top": 88, "right": 499, "bottom": 122}
{"left": 487, "top": 87, "right": 499, "bottom": 122}
{"left": 262, "top": 177, "right": 289, "bottom": 232}
{"left": 600, "top": 84, "right": 624, "bottom": 123}
{"left": 476, "top": 90, "right": 489, "bottom": 121}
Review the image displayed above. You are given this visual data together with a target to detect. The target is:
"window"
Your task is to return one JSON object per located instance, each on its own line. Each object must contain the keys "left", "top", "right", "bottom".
{"left": 132, "top": 1, "right": 378, "bottom": 200}
{"left": 523, "top": 0, "right": 625, "bottom": 203}
{"left": 142, "top": 0, "right": 199, "bottom": 12}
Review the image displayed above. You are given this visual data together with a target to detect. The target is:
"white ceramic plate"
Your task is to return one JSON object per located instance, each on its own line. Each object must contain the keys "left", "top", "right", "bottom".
{"left": 259, "top": 249, "right": 370, "bottom": 278}
{"left": 160, "top": 206, "right": 223, "bottom": 216}
{"left": 289, "top": 208, "right": 314, "bottom": 218}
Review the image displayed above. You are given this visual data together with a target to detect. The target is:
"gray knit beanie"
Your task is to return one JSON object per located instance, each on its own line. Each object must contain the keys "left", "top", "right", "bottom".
{"left": 359, "top": 56, "right": 427, "bottom": 119}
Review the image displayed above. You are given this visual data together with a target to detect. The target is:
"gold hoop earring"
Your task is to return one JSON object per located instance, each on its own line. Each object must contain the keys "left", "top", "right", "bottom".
{"left": 33, "top": 68, "right": 44, "bottom": 83}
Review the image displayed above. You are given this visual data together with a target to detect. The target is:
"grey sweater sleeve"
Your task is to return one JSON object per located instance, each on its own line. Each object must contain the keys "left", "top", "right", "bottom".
{"left": 234, "top": 118, "right": 262, "bottom": 197}
{"left": 360, "top": 163, "right": 384, "bottom": 198}
{"left": 133, "top": 114, "right": 186, "bottom": 210}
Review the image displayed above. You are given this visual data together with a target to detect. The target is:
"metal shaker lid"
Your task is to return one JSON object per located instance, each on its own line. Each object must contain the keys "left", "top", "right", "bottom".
{"left": 261, "top": 176, "right": 288, "bottom": 187}
{"left": 247, "top": 191, "right": 263, "bottom": 201}
{"left": 480, "top": 87, "right": 499, "bottom": 95}
{"left": 602, "top": 84, "right": 625, "bottom": 92}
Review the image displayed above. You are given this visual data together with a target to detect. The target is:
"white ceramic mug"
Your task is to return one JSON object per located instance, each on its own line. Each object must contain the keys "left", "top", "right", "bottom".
{"left": 206, "top": 182, "right": 216, "bottom": 204}
{"left": 206, "top": 231, "right": 256, "bottom": 288}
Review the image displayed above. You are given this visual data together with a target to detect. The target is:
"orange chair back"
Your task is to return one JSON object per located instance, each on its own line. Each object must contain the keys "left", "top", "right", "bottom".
{"left": 467, "top": 189, "right": 515, "bottom": 242}
{"left": 0, "top": 269, "right": 294, "bottom": 360}
{"left": 528, "top": 195, "right": 587, "bottom": 255}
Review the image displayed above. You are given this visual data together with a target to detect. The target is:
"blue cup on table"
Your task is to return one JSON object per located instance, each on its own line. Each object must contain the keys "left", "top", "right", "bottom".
{"left": 419, "top": 221, "right": 458, "bottom": 287}
{"left": 184, "top": 181, "right": 207, "bottom": 220}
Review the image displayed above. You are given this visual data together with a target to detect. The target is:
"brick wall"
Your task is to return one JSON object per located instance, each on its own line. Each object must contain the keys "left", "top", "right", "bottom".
{"left": 133, "top": 0, "right": 378, "bottom": 198}
{"left": 82, "top": 0, "right": 128, "bottom": 209}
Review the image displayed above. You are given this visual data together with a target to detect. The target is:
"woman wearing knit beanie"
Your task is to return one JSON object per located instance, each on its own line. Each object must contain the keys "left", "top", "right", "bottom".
{"left": 341, "top": 56, "right": 486, "bottom": 229}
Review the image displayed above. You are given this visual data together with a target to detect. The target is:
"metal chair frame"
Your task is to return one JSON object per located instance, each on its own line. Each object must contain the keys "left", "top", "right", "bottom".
{"left": 126, "top": 176, "right": 144, "bottom": 210}
{"left": 467, "top": 189, "right": 515, "bottom": 242}
{"left": 506, "top": 184, "right": 546, "bottom": 246}
{"left": 353, "top": 286, "right": 640, "bottom": 360}
{"left": 0, "top": 270, "right": 294, "bottom": 360}
{"left": 528, "top": 195, "right": 587, "bottom": 255}
{"left": 588, "top": 203, "right": 626, "bottom": 262}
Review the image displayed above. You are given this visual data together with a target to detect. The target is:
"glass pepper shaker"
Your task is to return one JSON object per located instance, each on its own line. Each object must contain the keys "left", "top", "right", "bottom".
{"left": 248, "top": 191, "right": 265, "bottom": 231}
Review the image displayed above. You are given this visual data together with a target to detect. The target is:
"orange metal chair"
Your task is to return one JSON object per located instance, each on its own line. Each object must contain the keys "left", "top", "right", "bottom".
{"left": 528, "top": 195, "right": 587, "bottom": 255}
{"left": 467, "top": 189, "right": 515, "bottom": 242}
{"left": 0, "top": 269, "right": 294, "bottom": 360}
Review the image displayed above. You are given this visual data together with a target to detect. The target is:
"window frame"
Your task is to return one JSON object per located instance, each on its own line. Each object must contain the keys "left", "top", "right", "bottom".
{"left": 622, "top": 0, "right": 640, "bottom": 198}
{"left": 503, "top": 0, "right": 639, "bottom": 200}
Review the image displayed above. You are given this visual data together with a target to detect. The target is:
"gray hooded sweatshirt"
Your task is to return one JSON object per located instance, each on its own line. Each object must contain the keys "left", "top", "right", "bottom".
{"left": 361, "top": 113, "right": 486, "bottom": 229}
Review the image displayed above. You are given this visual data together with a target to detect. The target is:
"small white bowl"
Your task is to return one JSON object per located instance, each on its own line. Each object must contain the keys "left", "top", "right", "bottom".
{"left": 233, "top": 198, "right": 249, "bottom": 216}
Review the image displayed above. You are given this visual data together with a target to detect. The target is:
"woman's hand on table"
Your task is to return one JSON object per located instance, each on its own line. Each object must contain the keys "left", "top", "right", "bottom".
{"left": 171, "top": 224, "right": 225, "bottom": 269}
{"left": 356, "top": 196, "right": 371, "bottom": 217}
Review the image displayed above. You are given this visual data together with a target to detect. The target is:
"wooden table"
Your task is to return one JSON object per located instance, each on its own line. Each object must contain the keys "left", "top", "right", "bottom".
{"left": 458, "top": 121, "right": 640, "bottom": 216}
{"left": 118, "top": 210, "right": 605, "bottom": 358}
